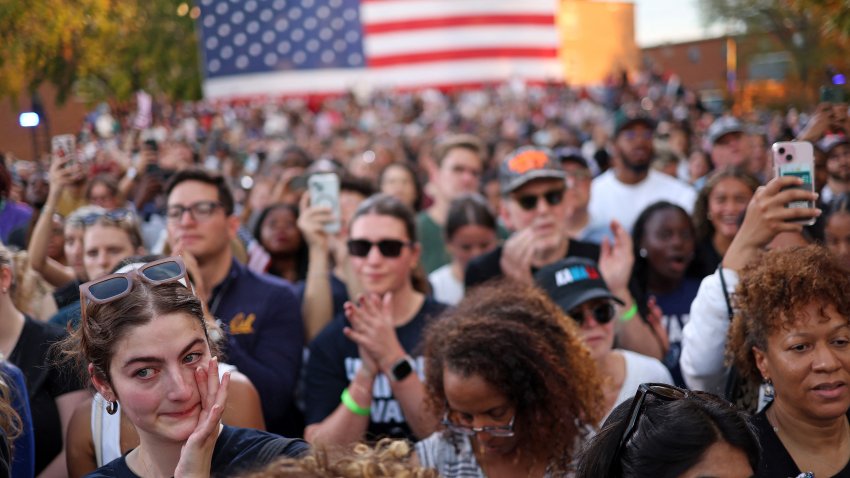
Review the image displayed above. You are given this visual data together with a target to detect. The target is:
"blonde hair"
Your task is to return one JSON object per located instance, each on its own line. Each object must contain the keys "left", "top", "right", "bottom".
{"left": 241, "top": 439, "right": 437, "bottom": 478}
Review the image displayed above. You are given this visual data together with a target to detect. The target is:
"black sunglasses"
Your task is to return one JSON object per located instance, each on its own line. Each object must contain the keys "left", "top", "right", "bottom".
{"left": 568, "top": 302, "right": 616, "bottom": 326}
{"left": 609, "top": 383, "right": 690, "bottom": 475}
{"left": 347, "top": 239, "right": 412, "bottom": 258}
{"left": 514, "top": 188, "right": 565, "bottom": 211}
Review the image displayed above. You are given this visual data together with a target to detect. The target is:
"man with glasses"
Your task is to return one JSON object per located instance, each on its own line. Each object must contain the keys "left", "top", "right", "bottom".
{"left": 589, "top": 113, "right": 696, "bottom": 234}
{"left": 465, "top": 146, "right": 600, "bottom": 288}
{"left": 165, "top": 169, "right": 304, "bottom": 436}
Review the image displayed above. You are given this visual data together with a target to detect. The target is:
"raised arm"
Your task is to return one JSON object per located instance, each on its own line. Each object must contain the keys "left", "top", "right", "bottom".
{"left": 29, "top": 156, "right": 80, "bottom": 287}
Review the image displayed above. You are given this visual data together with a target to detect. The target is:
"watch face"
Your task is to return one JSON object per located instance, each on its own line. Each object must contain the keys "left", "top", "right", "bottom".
{"left": 392, "top": 358, "right": 413, "bottom": 381}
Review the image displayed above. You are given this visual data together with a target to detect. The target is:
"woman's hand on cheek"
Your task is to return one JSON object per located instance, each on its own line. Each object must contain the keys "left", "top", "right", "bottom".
{"left": 174, "top": 356, "right": 230, "bottom": 478}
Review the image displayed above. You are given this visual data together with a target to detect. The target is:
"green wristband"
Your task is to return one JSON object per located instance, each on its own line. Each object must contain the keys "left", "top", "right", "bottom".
{"left": 341, "top": 387, "right": 370, "bottom": 416}
{"left": 620, "top": 304, "right": 638, "bottom": 322}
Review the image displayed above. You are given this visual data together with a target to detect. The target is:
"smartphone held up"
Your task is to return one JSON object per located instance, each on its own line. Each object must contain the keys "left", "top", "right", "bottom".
{"left": 308, "top": 172, "right": 341, "bottom": 234}
{"left": 51, "top": 134, "right": 77, "bottom": 168}
{"left": 772, "top": 141, "right": 816, "bottom": 226}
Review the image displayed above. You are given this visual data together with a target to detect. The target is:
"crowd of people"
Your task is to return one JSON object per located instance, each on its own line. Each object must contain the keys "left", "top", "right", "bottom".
{"left": 0, "top": 70, "right": 848, "bottom": 477}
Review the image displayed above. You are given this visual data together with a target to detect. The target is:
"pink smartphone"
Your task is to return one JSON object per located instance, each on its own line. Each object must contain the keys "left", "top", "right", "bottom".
{"left": 771, "top": 141, "right": 816, "bottom": 226}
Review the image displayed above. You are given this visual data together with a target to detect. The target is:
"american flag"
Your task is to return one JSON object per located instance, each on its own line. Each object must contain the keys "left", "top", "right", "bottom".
{"left": 197, "top": 0, "right": 562, "bottom": 98}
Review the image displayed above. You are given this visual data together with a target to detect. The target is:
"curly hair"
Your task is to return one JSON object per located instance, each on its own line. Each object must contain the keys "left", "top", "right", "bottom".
{"left": 422, "top": 279, "right": 603, "bottom": 473}
{"left": 240, "top": 439, "right": 437, "bottom": 478}
{"left": 692, "top": 167, "right": 759, "bottom": 244}
{"left": 726, "top": 245, "right": 850, "bottom": 383}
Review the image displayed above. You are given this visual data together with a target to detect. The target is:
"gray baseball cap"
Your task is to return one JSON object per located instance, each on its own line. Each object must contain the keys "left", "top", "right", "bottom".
{"left": 499, "top": 146, "right": 565, "bottom": 195}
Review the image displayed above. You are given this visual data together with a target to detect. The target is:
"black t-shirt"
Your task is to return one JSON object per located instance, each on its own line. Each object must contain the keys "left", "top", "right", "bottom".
{"left": 304, "top": 297, "right": 447, "bottom": 442}
{"left": 752, "top": 404, "right": 850, "bottom": 477}
{"left": 8, "top": 317, "right": 83, "bottom": 475}
{"left": 464, "top": 239, "right": 601, "bottom": 288}
{"left": 84, "top": 426, "right": 309, "bottom": 477}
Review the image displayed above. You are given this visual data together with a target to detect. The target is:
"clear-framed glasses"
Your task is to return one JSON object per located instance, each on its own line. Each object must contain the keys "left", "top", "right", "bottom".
{"left": 441, "top": 411, "right": 516, "bottom": 438}
{"left": 79, "top": 256, "right": 189, "bottom": 323}
{"left": 165, "top": 201, "right": 223, "bottom": 223}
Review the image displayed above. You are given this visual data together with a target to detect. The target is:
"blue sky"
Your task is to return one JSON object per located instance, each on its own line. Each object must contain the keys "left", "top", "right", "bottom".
{"left": 633, "top": 0, "right": 726, "bottom": 46}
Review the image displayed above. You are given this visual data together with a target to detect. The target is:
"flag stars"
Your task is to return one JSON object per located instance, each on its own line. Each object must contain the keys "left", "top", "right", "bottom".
{"left": 316, "top": 6, "right": 330, "bottom": 19}
{"left": 203, "top": 14, "right": 216, "bottom": 28}
{"left": 234, "top": 32, "right": 247, "bottom": 46}
{"left": 206, "top": 36, "right": 218, "bottom": 49}
{"left": 264, "top": 53, "right": 279, "bottom": 66}
{"left": 217, "top": 23, "right": 231, "bottom": 37}
{"left": 220, "top": 45, "right": 234, "bottom": 60}
{"left": 289, "top": 7, "right": 302, "bottom": 20}
{"left": 231, "top": 11, "right": 244, "bottom": 24}
{"left": 277, "top": 41, "right": 291, "bottom": 54}
{"left": 245, "top": 0, "right": 257, "bottom": 13}
{"left": 215, "top": 2, "right": 228, "bottom": 15}
{"left": 275, "top": 18, "right": 289, "bottom": 32}
{"left": 246, "top": 21, "right": 260, "bottom": 34}
{"left": 260, "top": 9, "right": 273, "bottom": 22}
{"left": 249, "top": 43, "right": 263, "bottom": 56}
{"left": 208, "top": 59, "right": 221, "bottom": 73}
{"left": 236, "top": 55, "right": 249, "bottom": 69}
{"left": 262, "top": 31, "right": 276, "bottom": 44}
{"left": 273, "top": 0, "right": 286, "bottom": 10}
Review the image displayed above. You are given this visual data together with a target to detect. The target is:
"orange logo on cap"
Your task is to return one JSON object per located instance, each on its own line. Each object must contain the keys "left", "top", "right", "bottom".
{"left": 507, "top": 150, "right": 549, "bottom": 174}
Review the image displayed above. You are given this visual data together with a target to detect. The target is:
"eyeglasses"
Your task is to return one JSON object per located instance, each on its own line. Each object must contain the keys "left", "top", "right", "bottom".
{"left": 568, "top": 302, "right": 616, "bottom": 326}
{"left": 166, "top": 201, "right": 223, "bottom": 222}
{"left": 442, "top": 411, "right": 516, "bottom": 438}
{"left": 621, "top": 130, "right": 654, "bottom": 141}
{"left": 79, "top": 256, "right": 189, "bottom": 323}
{"left": 70, "top": 208, "right": 136, "bottom": 227}
{"left": 347, "top": 239, "right": 412, "bottom": 258}
{"left": 514, "top": 188, "right": 566, "bottom": 211}
{"left": 609, "top": 383, "right": 690, "bottom": 474}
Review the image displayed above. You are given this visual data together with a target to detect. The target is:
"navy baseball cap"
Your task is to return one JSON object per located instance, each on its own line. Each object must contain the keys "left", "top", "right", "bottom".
{"left": 535, "top": 257, "right": 624, "bottom": 313}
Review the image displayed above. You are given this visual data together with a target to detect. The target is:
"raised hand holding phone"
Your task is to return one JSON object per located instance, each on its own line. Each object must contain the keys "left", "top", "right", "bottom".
{"left": 772, "top": 141, "right": 816, "bottom": 225}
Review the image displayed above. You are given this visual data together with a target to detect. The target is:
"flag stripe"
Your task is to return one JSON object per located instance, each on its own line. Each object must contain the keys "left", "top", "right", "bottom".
{"left": 203, "top": 58, "right": 563, "bottom": 98}
{"left": 368, "top": 47, "right": 558, "bottom": 68}
{"left": 363, "top": 14, "right": 554, "bottom": 34}
{"left": 360, "top": 0, "right": 556, "bottom": 23}
{"left": 364, "top": 25, "right": 558, "bottom": 57}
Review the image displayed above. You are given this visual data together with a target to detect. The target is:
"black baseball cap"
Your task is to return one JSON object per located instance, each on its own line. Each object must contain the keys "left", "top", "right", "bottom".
{"left": 535, "top": 257, "right": 624, "bottom": 313}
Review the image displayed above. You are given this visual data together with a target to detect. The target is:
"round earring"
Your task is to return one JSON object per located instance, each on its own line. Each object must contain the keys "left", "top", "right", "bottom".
{"left": 106, "top": 400, "right": 119, "bottom": 415}
{"left": 763, "top": 378, "right": 774, "bottom": 399}
{"left": 639, "top": 248, "right": 648, "bottom": 258}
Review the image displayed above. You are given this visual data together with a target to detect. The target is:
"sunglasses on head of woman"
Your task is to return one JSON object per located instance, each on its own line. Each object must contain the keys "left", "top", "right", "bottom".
{"left": 79, "top": 256, "right": 190, "bottom": 323}
{"left": 69, "top": 208, "right": 136, "bottom": 227}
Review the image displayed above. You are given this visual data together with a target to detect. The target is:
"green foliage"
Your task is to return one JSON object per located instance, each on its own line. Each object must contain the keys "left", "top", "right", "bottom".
{"left": 0, "top": 0, "right": 202, "bottom": 104}
{"left": 699, "top": 0, "right": 850, "bottom": 92}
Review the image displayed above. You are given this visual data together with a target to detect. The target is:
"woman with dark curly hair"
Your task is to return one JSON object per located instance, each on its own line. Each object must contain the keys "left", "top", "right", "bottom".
{"left": 727, "top": 245, "right": 850, "bottom": 477}
{"left": 414, "top": 280, "right": 603, "bottom": 477}
{"left": 691, "top": 167, "right": 759, "bottom": 273}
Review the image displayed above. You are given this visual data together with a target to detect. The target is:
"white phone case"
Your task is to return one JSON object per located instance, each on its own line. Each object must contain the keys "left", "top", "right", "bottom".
{"left": 308, "top": 173, "right": 341, "bottom": 234}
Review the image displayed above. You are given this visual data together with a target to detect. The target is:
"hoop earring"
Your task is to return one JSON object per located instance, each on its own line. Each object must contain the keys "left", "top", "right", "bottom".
{"left": 639, "top": 248, "right": 648, "bottom": 258}
{"left": 106, "top": 400, "right": 118, "bottom": 415}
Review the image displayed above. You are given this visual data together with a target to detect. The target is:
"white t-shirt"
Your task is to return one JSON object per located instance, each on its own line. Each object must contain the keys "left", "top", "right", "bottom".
{"left": 589, "top": 169, "right": 697, "bottom": 233}
{"left": 602, "top": 349, "right": 673, "bottom": 424}
{"left": 429, "top": 264, "right": 464, "bottom": 306}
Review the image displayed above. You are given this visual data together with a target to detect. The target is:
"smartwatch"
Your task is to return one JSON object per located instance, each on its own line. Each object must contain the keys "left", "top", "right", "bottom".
{"left": 389, "top": 356, "right": 415, "bottom": 382}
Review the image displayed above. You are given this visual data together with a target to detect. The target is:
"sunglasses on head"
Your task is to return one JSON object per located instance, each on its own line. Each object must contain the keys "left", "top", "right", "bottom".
{"left": 71, "top": 208, "right": 136, "bottom": 227}
{"left": 347, "top": 239, "right": 412, "bottom": 258}
{"left": 79, "top": 256, "right": 189, "bottom": 323}
{"left": 514, "top": 188, "right": 565, "bottom": 211}
{"left": 609, "top": 383, "right": 691, "bottom": 475}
